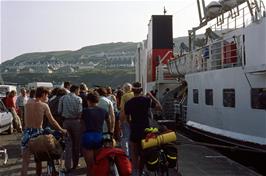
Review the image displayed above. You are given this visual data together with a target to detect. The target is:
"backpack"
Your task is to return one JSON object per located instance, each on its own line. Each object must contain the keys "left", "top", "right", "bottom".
{"left": 91, "top": 147, "right": 132, "bottom": 176}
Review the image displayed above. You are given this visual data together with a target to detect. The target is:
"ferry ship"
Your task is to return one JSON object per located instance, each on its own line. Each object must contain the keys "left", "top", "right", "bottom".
{"left": 136, "top": 0, "right": 266, "bottom": 150}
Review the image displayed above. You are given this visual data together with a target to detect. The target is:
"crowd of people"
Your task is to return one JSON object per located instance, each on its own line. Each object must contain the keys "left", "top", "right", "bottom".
{"left": 2, "top": 81, "right": 162, "bottom": 176}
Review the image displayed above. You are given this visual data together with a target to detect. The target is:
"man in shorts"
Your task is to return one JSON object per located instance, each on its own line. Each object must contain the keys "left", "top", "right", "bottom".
{"left": 124, "top": 82, "right": 161, "bottom": 176}
{"left": 21, "top": 87, "right": 67, "bottom": 176}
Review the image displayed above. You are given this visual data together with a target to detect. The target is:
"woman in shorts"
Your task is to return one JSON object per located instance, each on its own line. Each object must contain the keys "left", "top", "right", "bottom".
{"left": 81, "top": 91, "right": 111, "bottom": 176}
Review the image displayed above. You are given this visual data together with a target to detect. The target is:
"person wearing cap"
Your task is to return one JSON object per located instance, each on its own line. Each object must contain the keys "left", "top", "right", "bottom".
{"left": 124, "top": 82, "right": 161, "bottom": 176}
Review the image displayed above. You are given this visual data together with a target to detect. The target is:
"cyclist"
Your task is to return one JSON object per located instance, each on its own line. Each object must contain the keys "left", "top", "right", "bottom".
{"left": 124, "top": 82, "right": 161, "bottom": 176}
{"left": 81, "top": 91, "right": 111, "bottom": 176}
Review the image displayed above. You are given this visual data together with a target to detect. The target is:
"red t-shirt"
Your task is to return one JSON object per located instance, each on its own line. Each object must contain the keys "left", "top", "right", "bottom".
{"left": 5, "top": 97, "right": 17, "bottom": 111}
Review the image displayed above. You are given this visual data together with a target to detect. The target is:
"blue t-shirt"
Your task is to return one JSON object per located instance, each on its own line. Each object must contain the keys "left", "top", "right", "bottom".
{"left": 82, "top": 106, "right": 108, "bottom": 132}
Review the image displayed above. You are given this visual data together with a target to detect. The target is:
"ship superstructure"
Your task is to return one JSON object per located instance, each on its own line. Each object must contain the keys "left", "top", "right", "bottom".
{"left": 167, "top": 0, "right": 266, "bottom": 149}
{"left": 136, "top": 0, "right": 266, "bottom": 149}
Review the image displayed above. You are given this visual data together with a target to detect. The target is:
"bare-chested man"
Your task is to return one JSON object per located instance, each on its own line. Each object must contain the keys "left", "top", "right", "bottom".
{"left": 21, "top": 87, "right": 67, "bottom": 176}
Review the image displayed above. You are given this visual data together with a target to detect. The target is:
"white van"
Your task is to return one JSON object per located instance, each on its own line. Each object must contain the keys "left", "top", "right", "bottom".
{"left": 27, "top": 82, "right": 53, "bottom": 90}
{"left": 0, "top": 85, "right": 17, "bottom": 98}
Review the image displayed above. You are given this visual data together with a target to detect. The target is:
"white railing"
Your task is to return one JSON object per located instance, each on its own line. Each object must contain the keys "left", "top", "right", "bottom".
{"left": 156, "top": 51, "right": 175, "bottom": 81}
{"left": 209, "top": 0, "right": 265, "bottom": 34}
{"left": 156, "top": 64, "right": 175, "bottom": 81}
{"left": 168, "top": 0, "right": 266, "bottom": 77}
{"left": 171, "top": 34, "right": 243, "bottom": 75}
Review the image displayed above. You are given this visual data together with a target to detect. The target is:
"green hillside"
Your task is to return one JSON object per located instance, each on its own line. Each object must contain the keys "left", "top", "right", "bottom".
{"left": 1, "top": 37, "right": 201, "bottom": 87}
{"left": 2, "top": 68, "right": 135, "bottom": 88}
{"left": 2, "top": 42, "right": 138, "bottom": 66}
{"left": 1, "top": 38, "right": 196, "bottom": 66}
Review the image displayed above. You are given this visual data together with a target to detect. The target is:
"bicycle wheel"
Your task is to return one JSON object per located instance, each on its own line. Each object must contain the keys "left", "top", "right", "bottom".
{"left": 109, "top": 157, "right": 119, "bottom": 176}
{"left": 47, "top": 160, "right": 55, "bottom": 176}
{"left": 157, "top": 150, "right": 169, "bottom": 176}
{"left": 0, "top": 148, "right": 8, "bottom": 165}
{"left": 155, "top": 168, "right": 169, "bottom": 176}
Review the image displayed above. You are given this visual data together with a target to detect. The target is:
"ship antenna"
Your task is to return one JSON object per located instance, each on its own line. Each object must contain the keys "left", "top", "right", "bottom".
{"left": 164, "top": 6, "right": 167, "bottom": 15}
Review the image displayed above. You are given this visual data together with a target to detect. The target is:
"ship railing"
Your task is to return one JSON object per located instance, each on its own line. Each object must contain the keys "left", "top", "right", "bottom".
{"left": 173, "top": 91, "right": 187, "bottom": 124}
{"left": 171, "top": 34, "right": 244, "bottom": 75}
{"left": 210, "top": 3, "right": 249, "bottom": 34}
{"left": 175, "top": 103, "right": 187, "bottom": 124}
{"left": 161, "top": 98, "right": 178, "bottom": 120}
{"left": 208, "top": 0, "right": 265, "bottom": 36}
{"left": 156, "top": 64, "right": 175, "bottom": 82}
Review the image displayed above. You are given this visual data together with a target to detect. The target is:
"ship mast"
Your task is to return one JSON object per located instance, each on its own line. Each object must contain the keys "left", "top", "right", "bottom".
{"left": 164, "top": 6, "right": 167, "bottom": 15}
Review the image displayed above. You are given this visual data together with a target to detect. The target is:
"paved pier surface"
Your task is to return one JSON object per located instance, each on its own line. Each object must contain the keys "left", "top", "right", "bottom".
{"left": 176, "top": 133, "right": 261, "bottom": 176}
{"left": 0, "top": 132, "right": 261, "bottom": 176}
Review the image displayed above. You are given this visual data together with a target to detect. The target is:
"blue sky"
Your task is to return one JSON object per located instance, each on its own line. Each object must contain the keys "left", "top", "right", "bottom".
{"left": 1, "top": 0, "right": 263, "bottom": 63}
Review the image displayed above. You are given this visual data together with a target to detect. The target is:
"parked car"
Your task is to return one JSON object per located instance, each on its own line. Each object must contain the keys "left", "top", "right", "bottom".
{"left": 0, "top": 100, "right": 13, "bottom": 134}
{"left": 0, "top": 85, "right": 17, "bottom": 99}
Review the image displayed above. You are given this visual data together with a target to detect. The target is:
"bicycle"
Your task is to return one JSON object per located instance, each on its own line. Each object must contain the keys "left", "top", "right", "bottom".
{"left": 102, "top": 132, "right": 119, "bottom": 176}
{"left": 0, "top": 146, "right": 8, "bottom": 165}
{"left": 145, "top": 144, "right": 179, "bottom": 176}
{"left": 141, "top": 127, "right": 179, "bottom": 176}
{"left": 154, "top": 147, "right": 170, "bottom": 176}
{"left": 91, "top": 132, "right": 132, "bottom": 176}
{"left": 32, "top": 130, "right": 66, "bottom": 176}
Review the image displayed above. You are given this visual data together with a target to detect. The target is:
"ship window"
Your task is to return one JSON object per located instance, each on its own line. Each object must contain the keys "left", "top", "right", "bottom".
{"left": 205, "top": 89, "right": 213, "bottom": 105}
{"left": 223, "top": 89, "right": 235, "bottom": 108}
{"left": 251, "top": 88, "right": 266, "bottom": 110}
{"left": 193, "top": 89, "right": 199, "bottom": 104}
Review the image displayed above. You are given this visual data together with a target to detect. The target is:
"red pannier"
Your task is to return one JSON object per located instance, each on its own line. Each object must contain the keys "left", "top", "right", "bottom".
{"left": 91, "top": 147, "right": 132, "bottom": 176}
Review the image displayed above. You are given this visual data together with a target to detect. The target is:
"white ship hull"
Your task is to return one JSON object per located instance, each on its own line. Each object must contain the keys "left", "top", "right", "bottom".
{"left": 185, "top": 67, "right": 266, "bottom": 146}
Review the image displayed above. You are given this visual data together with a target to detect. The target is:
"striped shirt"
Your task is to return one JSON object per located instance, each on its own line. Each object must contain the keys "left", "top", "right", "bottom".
{"left": 58, "top": 93, "right": 82, "bottom": 119}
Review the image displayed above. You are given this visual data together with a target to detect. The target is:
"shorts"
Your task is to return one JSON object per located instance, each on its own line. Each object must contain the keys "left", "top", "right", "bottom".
{"left": 130, "top": 123, "right": 148, "bottom": 143}
{"left": 82, "top": 131, "right": 102, "bottom": 150}
{"left": 21, "top": 128, "right": 43, "bottom": 149}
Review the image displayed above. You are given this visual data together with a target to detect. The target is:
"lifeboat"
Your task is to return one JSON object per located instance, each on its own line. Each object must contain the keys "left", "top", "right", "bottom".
{"left": 206, "top": 1, "right": 222, "bottom": 20}
{"left": 236, "top": 0, "right": 246, "bottom": 5}
{"left": 219, "top": 0, "right": 238, "bottom": 11}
